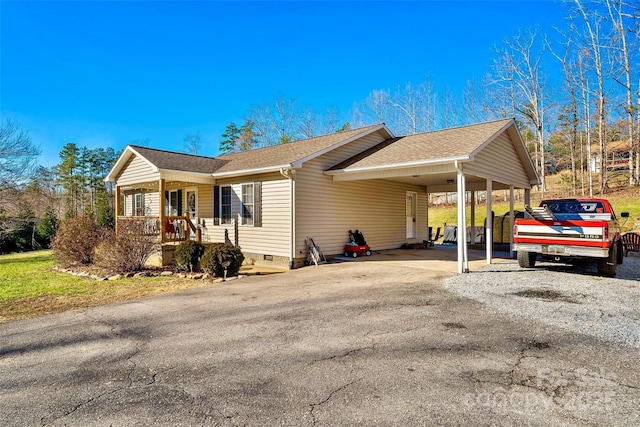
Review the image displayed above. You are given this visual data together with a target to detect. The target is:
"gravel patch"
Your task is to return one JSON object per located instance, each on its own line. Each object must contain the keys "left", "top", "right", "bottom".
{"left": 443, "top": 255, "right": 640, "bottom": 348}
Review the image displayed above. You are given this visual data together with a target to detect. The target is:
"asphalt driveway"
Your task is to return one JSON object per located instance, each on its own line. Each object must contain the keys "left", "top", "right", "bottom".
{"left": 1, "top": 256, "right": 639, "bottom": 426}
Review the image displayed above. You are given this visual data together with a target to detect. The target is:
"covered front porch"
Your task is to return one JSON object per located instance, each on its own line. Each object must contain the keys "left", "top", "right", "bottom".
{"left": 115, "top": 177, "right": 237, "bottom": 265}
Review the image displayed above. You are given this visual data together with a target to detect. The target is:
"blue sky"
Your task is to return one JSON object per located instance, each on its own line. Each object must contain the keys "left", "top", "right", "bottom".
{"left": 1, "top": 0, "right": 567, "bottom": 167}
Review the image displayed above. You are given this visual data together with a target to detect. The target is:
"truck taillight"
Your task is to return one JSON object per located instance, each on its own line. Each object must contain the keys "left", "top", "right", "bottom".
{"left": 604, "top": 227, "right": 609, "bottom": 241}
{"left": 513, "top": 225, "right": 518, "bottom": 236}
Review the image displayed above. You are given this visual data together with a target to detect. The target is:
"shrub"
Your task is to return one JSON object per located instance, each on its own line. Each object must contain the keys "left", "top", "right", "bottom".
{"left": 94, "top": 220, "right": 157, "bottom": 272}
{"left": 200, "top": 243, "right": 244, "bottom": 278}
{"left": 51, "top": 216, "right": 103, "bottom": 266}
{"left": 174, "top": 240, "right": 205, "bottom": 272}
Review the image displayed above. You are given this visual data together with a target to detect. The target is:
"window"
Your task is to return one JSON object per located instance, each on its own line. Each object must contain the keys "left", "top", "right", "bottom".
{"left": 165, "top": 190, "right": 181, "bottom": 216}
{"left": 221, "top": 186, "right": 232, "bottom": 224}
{"left": 241, "top": 183, "right": 254, "bottom": 225}
{"left": 134, "top": 193, "right": 145, "bottom": 216}
{"left": 214, "top": 183, "right": 260, "bottom": 227}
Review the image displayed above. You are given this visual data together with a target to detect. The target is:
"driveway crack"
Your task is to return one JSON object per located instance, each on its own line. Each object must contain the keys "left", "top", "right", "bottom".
{"left": 309, "top": 378, "right": 361, "bottom": 426}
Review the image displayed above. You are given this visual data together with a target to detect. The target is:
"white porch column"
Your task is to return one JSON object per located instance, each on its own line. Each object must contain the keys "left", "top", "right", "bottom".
{"left": 509, "top": 185, "right": 515, "bottom": 258}
{"left": 470, "top": 191, "right": 476, "bottom": 244}
{"left": 524, "top": 188, "right": 531, "bottom": 207}
{"left": 457, "top": 167, "right": 468, "bottom": 273}
{"left": 486, "top": 179, "right": 493, "bottom": 265}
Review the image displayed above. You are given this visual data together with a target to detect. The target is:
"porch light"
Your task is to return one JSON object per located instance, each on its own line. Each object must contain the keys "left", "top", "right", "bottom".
{"left": 447, "top": 179, "right": 454, "bottom": 185}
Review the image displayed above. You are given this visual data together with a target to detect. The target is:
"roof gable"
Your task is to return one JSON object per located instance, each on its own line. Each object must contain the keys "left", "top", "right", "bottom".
{"left": 328, "top": 119, "right": 514, "bottom": 171}
{"left": 105, "top": 145, "right": 227, "bottom": 182}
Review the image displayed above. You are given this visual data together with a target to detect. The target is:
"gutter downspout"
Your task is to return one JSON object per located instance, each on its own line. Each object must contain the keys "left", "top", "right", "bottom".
{"left": 280, "top": 168, "right": 296, "bottom": 269}
{"left": 454, "top": 161, "right": 469, "bottom": 273}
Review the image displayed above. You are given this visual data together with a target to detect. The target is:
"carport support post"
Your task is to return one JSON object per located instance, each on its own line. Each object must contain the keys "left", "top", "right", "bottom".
{"left": 456, "top": 165, "right": 469, "bottom": 273}
{"left": 509, "top": 185, "right": 514, "bottom": 258}
{"left": 470, "top": 191, "right": 476, "bottom": 244}
{"left": 486, "top": 179, "right": 493, "bottom": 265}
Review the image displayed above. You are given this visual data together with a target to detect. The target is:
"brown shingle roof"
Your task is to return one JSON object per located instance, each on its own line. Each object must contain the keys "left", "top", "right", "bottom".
{"left": 130, "top": 145, "right": 227, "bottom": 174}
{"left": 328, "top": 119, "right": 512, "bottom": 171}
{"left": 213, "top": 124, "right": 384, "bottom": 173}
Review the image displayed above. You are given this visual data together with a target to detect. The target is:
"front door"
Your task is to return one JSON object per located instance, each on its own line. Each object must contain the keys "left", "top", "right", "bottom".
{"left": 406, "top": 191, "right": 417, "bottom": 239}
{"left": 186, "top": 188, "right": 197, "bottom": 221}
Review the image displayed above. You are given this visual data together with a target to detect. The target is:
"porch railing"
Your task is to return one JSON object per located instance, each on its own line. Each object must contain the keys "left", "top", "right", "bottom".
{"left": 117, "top": 215, "right": 202, "bottom": 243}
{"left": 116, "top": 216, "right": 160, "bottom": 236}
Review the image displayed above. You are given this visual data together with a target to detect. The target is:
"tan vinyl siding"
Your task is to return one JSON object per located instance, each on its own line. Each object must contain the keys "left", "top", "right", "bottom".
{"left": 466, "top": 134, "right": 530, "bottom": 188}
{"left": 295, "top": 133, "right": 428, "bottom": 258}
{"left": 198, "top": 185, "right": 214, "bottom": 218}
{"left": 122, "top": 191, "right": 158, "bottom": 216}
{"left": 117, "top": 156, "right": 159, "bottom": 186}
{"left": 207, "top": 173, "right": 291, "bottom": 258}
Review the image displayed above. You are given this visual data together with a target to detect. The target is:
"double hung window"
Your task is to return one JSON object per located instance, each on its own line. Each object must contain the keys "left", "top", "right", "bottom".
{"left": 241, "top": 184, "right": 254, "bottom": 226}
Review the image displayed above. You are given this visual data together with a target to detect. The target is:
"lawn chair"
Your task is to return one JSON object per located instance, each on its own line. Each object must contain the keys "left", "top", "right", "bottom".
{"left": 164, "top": 218, "right": 175, "bottom": 239}
{"left": 622, "top": 232, "right": 640, "bottom": 257}
{"left": 424, "top": 226, "right": 442, "bottom": 247}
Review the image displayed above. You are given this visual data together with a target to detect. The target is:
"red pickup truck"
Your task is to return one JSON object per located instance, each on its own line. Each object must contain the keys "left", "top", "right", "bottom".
{"left": 513, "top": 198, "right": 629, "bottom": 277}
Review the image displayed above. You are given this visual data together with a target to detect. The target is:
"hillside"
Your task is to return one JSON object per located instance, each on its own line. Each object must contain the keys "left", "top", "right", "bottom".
{"left": 428, "top": 172, "right": 640, "bottom": 233}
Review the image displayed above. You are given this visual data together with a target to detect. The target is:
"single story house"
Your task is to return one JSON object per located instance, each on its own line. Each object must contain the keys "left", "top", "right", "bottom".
{"left": 105, "top": 118, "right": 540, "bottom": 273}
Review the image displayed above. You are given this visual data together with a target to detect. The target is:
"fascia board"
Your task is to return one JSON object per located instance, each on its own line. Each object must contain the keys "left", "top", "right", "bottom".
{"left": 158, "top": 169, "right": 216, "bottom": 178}
{"left": 211, "top": 164, "right": 292, "bottom": 178}
{"left": 324, "top": 156, "right": 469, "bottom": 175}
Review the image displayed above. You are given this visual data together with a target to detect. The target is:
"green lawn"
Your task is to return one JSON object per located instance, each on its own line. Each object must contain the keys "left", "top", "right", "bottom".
{"left": 0, "top": 250, "right": 92, "bottom": 301}
{"left": 0, "top": 250, "right": 208, "bottom": 322}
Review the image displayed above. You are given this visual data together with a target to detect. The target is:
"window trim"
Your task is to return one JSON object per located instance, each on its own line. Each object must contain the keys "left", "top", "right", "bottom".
{"left": 134, "top": 193, "right": 145, "bottom": 216}
{"left": 241, "top": 183, "right": 254, "bottom": 226}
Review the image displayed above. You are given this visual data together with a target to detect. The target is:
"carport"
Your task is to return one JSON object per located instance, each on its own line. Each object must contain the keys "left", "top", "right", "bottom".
{"left": 325, "top": 118, "right": 540, "bottom": 273}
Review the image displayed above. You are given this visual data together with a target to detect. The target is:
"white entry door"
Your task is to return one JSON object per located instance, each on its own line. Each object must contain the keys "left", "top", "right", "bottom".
{"left": 406, "top": 191, "right": 417, "bottom": 239}
{"left": 186, "top": 188, "right": 197, "bottom": 221}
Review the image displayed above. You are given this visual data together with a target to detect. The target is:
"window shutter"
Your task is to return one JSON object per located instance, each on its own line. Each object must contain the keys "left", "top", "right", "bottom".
{"left": 141, "top": 193, "right": 146, "bottom": 216}
{"left": 177, "top": 189, "right": 183, "bottom": 216}
{"left": 254, "top": 181, "right": 262, "bottom": 227}
{"left": 213, "top": 186, "right": 220, "bottom": 225}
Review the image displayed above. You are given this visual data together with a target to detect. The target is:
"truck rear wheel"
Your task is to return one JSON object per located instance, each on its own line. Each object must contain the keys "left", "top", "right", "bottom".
{"left": 517, "top": 251, "right": 536, "bottom": 268}
{"left": 597, "top": 244, "right": 617, "bottom": 277}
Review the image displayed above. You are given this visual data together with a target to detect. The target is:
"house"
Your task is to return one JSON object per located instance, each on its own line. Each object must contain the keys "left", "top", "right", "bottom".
{"left": 105, "top": 118, "right": 540, "bottom": 273}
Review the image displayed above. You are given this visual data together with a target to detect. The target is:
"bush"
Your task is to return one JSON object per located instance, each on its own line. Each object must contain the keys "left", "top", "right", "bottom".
{"left": 200, "top": 243, "right": 244, "bottom": 278}
{"left": 94, "top": 220, "right": 157, "bottom": 272}
{"left": 51, "top": 216, "right": 103, "bottom": 266}
{"left": 174, "top": 240, "right": 205, "bottom": 272}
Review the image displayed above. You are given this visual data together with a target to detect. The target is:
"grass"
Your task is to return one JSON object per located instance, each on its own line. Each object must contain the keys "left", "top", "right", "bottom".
{"left": 0, "top": 250, "right": 211, "bottom": 323}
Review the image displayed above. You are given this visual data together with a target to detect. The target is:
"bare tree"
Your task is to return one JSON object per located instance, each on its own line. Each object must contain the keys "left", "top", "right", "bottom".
{"left": 573, "top": 0, "right": 612, "bottom": 193}
{"left": 389, "top": 78, "right": 438, "bottom": 134}
{"left": 490, "top": 28, "right": 549, "bottom": 193}
{"left": 351, "top": 89, "right": 392, "bottom": 128}
{"left": 0, "top": 119, "right": 40, "bottom": 184}
{"left": 604, "top": 0, "right": 638, "bottom": 186}
{"left": 248, "top": 95, "right": 298, "bottom": 146}
{"left": 440, "top": 85, "right": 462, "bottom": 129}
{"left": 577, "top": 51, "right": 595, "bottom": 196}
{"left": 183, "top": 132, "right": 202, "bottom": 155}
{"left": 462, "top": 79, "right": 489, "bottom": 124}
{"left": 548, "top": 23, "right": 580, "bottom": 193}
